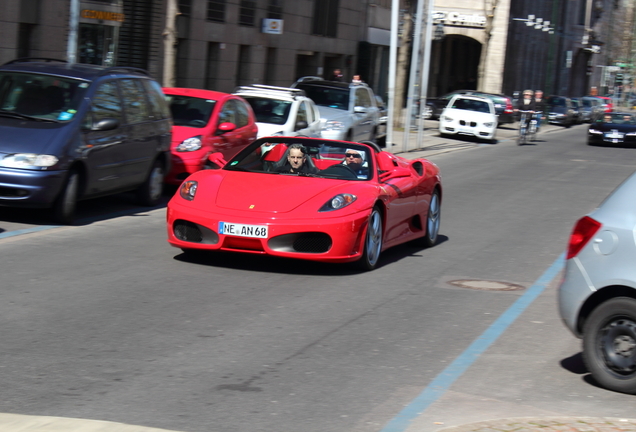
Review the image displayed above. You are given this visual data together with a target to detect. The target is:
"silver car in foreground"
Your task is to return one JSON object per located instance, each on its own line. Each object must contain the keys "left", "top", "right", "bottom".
{"left": 558, "top": 171, "right": 636, "bottom": 394}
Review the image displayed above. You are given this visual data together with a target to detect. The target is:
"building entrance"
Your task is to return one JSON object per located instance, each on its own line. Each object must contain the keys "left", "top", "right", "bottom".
{"left": 429, "top": 34, "right": 481, "bottom": 96}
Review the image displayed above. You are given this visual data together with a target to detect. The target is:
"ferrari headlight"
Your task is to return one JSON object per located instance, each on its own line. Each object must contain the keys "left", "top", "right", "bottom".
{"left": 324, "top": 120, "right": 346, "bottom": 131}
{"left": 0, "top": 153, "right": 59, "bottom": 169}
{"left": 176, "top": 136, "right": 202, "bottom": 152}
{"left": 180, "top": 180, "right": 198, "bottom": 201}
{"left": 319, "top": 193, "right": 357, "bottom": 212}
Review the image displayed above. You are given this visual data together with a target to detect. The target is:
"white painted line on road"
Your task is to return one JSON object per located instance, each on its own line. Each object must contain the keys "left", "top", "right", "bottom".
{"left": 380, "top": 253, "right": 566, "bottom": 432}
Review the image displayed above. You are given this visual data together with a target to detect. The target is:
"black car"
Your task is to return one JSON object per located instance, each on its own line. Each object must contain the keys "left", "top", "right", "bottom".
{"left": 546, "top": 95, "right": 575, "bottom": 127}
{"left": 0, "top": 58, "right": 172, "bottom": 223}
{"left": 424, "top": 90, "right": 514, "bottom": 125}
{"left": 588, "top": 112, "right": 636, "bottom": 146}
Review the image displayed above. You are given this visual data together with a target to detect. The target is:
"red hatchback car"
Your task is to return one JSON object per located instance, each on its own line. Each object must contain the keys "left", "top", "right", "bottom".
{"left": 163, "top": 87, "right": 258, "bottom": 185}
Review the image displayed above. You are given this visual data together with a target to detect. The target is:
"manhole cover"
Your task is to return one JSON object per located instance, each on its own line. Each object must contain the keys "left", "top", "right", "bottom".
{"left": 447, "top": 279, "right": 525, "bottom": 291}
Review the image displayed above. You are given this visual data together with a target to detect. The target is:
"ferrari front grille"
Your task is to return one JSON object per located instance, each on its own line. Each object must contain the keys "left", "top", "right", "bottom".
{"left": 293, "top": 233, "right": 332, "bottom": 253}
{"left": 173, "top": 220, "right": 220, "bottom": 244}
{"left": 269, "top": 232, "right": 332, "bottom": 254}
{"left": 174, "top": 220, "right": 202, "bottom": 242}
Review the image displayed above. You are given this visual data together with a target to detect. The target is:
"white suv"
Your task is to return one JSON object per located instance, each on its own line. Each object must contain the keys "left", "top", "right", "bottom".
{"left": 233, "top": 85, "right": 321, "bottom": 138}
{"left": 292, "top": 78, "right": 382, "bottom": 144}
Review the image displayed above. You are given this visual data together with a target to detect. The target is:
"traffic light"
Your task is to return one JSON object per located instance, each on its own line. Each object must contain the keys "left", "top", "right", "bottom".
{"left": 616, "top": 73, "right": 624, "bottom": 85}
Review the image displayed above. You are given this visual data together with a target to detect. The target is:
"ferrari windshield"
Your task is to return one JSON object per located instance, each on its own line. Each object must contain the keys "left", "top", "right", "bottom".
{"left": 0, "top": 71, "right": 88, "bottom": 122}
{"left": 224, "top": 138, "right": 373, "bottom": 181}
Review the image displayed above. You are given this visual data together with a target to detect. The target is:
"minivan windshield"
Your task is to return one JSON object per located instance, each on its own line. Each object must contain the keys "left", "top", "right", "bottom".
{"left": 0, "top": 72, "right": 88, "bottom": 122}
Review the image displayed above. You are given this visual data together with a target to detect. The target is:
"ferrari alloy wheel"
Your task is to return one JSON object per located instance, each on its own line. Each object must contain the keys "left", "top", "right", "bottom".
{"left": 137, "top": 160, "right": 164, "bottom": 206}
{"left": 53, "top": 170, "right": 79, "bottom": 225}
{"left": 424, "top": 189, "right": 441, "bottom": 247}
{"left": 583, "top": 297, "right": 636, "bottom": 394}
{"left": 358, "top": 207, "right": 383, "bottom": 271}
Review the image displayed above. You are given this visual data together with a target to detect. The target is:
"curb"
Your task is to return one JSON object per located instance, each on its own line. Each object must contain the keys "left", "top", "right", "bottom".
{"left": 436, "top": 417, "right": 636, "bottom": 432}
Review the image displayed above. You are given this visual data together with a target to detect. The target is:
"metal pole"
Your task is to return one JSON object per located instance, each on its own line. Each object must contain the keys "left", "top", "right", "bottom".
{"left": 402, "top": 0, "right": 425, "bottom": 152}
{"left": 416, "top": 0, "right": 434, "bottom": 148}
{"left": 386, "top": 0, "right": 400, "bottom": 148}
{"left": 67, "top": 0, "right": 79, "bottom": 64}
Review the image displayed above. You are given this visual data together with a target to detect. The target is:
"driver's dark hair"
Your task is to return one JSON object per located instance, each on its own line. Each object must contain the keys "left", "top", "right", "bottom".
{"left": 289, "top": 143, "right": 307, "bottom": 154}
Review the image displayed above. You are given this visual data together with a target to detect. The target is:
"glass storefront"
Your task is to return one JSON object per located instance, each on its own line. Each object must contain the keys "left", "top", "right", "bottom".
{"left": 78, "top": 0, "right": 124, "bottom": 66}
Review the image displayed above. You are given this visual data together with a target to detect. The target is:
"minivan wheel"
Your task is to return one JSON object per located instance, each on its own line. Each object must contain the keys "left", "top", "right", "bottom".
{"left": 137, "top": 160, "right": 164, "bottom": 206}
{"left": 583, "top": 297, "right": 636, "bottom": 394}
{"left": 53, "top": 170, "right": 79, "bottom": 225}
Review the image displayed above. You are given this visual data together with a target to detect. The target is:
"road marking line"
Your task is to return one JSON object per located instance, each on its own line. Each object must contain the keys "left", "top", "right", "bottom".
{"left": 380, "top": 253, "right": 565, "bottom": 432}
{"left": 0, "top": 225, "right": 61, "bottom": 239}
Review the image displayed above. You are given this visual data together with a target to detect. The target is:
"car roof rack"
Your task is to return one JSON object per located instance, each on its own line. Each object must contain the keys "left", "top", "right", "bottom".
{"left": 98, "top": 66, "right": 150, "bottom": 77}
{"left": 2, "top": 57, "right": 67, "bottom": 66}
{"left": 234, "top": 84, "right": 306, "bottom": 99}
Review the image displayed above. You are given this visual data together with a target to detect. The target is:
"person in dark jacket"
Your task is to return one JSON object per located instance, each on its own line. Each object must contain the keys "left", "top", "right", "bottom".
{"left": 516, "top": 89, "right": 536, "bottom": 129}
{"left": 275, "top": 144, "right": 318, "bottom": 174}
{"left": 533, "top": 89, "right": 545, "bottom": 133}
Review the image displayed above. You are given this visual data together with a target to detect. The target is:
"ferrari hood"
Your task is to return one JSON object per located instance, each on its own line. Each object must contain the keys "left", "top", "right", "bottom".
{"left": 215, "top": 172, "right": 346, "bottom": 213}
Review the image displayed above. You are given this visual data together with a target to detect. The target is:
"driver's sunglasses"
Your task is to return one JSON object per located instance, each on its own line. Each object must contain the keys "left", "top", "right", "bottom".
{"left": 345, "top": 153, "right": 362, "bottom": 158}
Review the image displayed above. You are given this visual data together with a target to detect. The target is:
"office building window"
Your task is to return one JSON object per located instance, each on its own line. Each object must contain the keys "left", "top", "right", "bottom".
{"left": 313, "top": 0, "right": 339, "bottom": 37}
{"left": 178, "top": 0, "right": 192, "bottom": 16}
{"left": 206, "top": 42, "right": 220, "bottom": 90}
{"left": 264, "top": 47, "right": 277, "bottom": 85}
{"left": 207, "top": 0, "right": 225, "bottom": 22}
{"left": 239, "top": 0, "right": 256, "bottom": 26}
{"left": 236, "top": 45, "right": 251, "bottom": 86}
{"left": 267, "top": 0, "right": 283, "bottom": 19}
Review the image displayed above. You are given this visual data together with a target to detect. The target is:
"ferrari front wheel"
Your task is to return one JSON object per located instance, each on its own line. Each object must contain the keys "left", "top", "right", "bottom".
{"left": 414, "top": 188, "right": 441, "bottom": 248}
{"left": 358, "top": 207, "right": 383, "bottom": 271}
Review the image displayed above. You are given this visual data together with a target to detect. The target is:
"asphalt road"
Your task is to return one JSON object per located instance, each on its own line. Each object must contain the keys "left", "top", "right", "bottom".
{"left": 0, "top": 124, "right": 635, "bottom": 432}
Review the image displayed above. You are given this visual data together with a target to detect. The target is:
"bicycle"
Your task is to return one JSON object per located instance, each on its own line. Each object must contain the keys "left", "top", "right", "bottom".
{"left": 527, "top": 117, "right": 537, "bottom": 142}
{"left": 518, "top": 111, "right": 534, "bottom": 145}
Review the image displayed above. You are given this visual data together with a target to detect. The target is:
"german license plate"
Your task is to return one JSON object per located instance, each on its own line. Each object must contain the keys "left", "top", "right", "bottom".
{"left": 218, "top": 222, "right": 268, "bottom": 238}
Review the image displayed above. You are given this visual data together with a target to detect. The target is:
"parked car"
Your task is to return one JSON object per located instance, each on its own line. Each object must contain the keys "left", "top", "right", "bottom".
{"left": 167, "top": 137, "right": 442, "bottom": 271}
{"left": 233, "top": 84, "right": 321, "bottom": 138}
{"left": 425, "top": 90, "right": 514, "bottom": 125}
{"left": 162, "top": 87, "right": 257, "bottom": 186}
{"left": 0, "top": 58, "right": 172, "bottom": 224}
{"left": 579, "top": 96, "right": 603, "bottom": 123}
{"left": 439, "top": 94, "right": 498, "bottom": 141}
{"left": 292, "top": 78, "right": 381, "bottom": 143}
{"left": 546, "top": 95, "right": 575, "bottom": 127}
{"left": 424, "top": 90, "right": 473, "bottom": 120}
{"left": 587, "top": 112, "right": 636, "bottom": 146}
{"left": 374, "top": 95, "right": 388, "bottom": 147}
{"left": 558, "top": 170, "right": 636, "bottom": 394}
{"left": 594, "top": 95, "right": 614, "bottom": 113}
{"left": 570, "top": 98, "right": 583, "bottom": 124}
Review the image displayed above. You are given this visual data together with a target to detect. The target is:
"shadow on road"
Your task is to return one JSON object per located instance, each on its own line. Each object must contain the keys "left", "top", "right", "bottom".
{"left": 172, "top": 235, "right": 450, "bottom": 276}
{"left": 0, "top": 190, "right": 172, "bottom": 228}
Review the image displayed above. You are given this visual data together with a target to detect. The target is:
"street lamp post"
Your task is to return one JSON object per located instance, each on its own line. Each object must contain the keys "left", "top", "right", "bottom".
{"left": 512, "top": 14, "right": 554, "bottom": 93}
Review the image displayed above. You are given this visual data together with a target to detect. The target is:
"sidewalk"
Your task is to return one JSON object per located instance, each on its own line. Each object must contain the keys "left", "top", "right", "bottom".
{"left": 386, "top": 119, "right": 569, "bottom": 160}
{"left": 2, "top": 413, "right": 636, "bottom": 432}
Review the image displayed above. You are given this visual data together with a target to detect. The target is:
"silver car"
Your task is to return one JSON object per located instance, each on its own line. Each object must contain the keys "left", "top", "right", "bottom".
{"left": 558, "top": 171, "right": 636, "bottom": 394}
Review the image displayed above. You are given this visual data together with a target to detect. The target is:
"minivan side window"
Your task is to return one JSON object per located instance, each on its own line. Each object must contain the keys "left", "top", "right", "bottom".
{"left": 143, "top": 79, "right": 171, "bottom": 119}
{"left": 91, "top": 81, "right": 122, "bottom": 123}
{"left": 119, "top": 78, "right": 150, "bottom": 124}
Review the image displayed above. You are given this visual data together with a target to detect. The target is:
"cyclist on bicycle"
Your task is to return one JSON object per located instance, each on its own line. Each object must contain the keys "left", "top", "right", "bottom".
{"left": 516, "top": 89, "right": 536, "bottom": 132}
{"left": 533, "top": 89, "right": 545, "bottom": 134}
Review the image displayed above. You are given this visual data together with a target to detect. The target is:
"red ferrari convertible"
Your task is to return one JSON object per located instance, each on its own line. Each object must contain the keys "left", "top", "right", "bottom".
{"left": 166, "top": 137, "right": 442, "bottom": 270}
